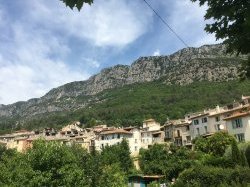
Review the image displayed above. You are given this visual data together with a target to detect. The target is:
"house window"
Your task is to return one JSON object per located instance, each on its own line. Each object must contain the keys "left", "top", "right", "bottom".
{"left": 196, "top": 128, "right": 200, "bottom": 135}
{"left": 101, "top": 136, "right": 104, "bottom": 140}
{"left": 112, "top": 134, "right": 115, "bottom": 139}
{"left": 186, "top": 136, "right": 191, "bottom": 143}
{"left": 166, "top": 131, "right": 170, "bottom": 138}
{"left": 135, "top": 146, "right": 137, "bottom": 151}
{"left": 215, "top": 116, "right": 220, "bottom": 122}
{"left": 204, "top": 126, "right": 208, "bottom": 133}
{"left": 202, "top": 117, "right": 207, "bottom": 123}
{"left": 175, "top": 139, "right": 182, "bottom": 146}
{"left": 186, "top": 126, "right": 190, "bottom": 131}
{"left": 117, "top": 134, "right": 120, "bottom": 139}
{"left": 235, "top": 133, "right": 245, "bottom": 142}
{"left": 193, "top": 119, "right": 199, "bottom": 125}
{"left": 177, "top": 130, "right": 180, "bottom": 137}
{"left": 232, "top": 118, "right": 243, "bottom": 129}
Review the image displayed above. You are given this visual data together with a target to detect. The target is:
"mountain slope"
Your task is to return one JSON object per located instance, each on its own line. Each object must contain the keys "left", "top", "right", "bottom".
{"left": 0, "top": 44, "right": 247, "bottom": 129}
{"left": 2, "top": 79, "right": 250, "bottom": 134}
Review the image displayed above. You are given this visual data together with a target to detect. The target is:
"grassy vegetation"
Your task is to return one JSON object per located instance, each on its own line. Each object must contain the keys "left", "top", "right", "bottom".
{"left": 1, "top": 79, "right": 250, "bottom": 132}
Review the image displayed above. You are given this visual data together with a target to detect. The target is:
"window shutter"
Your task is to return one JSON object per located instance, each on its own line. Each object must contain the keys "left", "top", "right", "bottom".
{"left": 232, "top": 120, "right": 236, "bottom": 129}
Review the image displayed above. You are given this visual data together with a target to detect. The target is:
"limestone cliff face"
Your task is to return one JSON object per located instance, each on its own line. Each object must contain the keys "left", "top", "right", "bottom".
{"left": 0, "top": 44, "right": 245, "bottom": 118}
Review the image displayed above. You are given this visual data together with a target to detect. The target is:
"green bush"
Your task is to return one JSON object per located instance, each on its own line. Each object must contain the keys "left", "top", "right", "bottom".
{"left": 173, "top": 166, "right": 250, "bottom": 187}
{"left": 201, "top": 154, "right": 235, "bottom": 168}
{"left": 194, "top": 132, "right": 234, "bottom": 156}
{"left": 246, "top": 144, "right": 250, "bottom": 167}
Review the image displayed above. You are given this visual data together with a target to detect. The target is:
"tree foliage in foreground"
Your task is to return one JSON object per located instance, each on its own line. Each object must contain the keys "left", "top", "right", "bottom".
{"left": 193, "top": 131, "right": 235, "bottom": 156}
{"left": 173, "top": 165, "right": 250, "bottom": 187}
{"left": 191, "top": 0, "right": 250, "bottom": 78}
{"left": 0, "top": 140, "right": 132, "bottom": 187}
{"left": 139, "top": 144, "right": 197, "bottom": 181}
{"left": 60, "top": 0, "right": 93, "bottom": 11}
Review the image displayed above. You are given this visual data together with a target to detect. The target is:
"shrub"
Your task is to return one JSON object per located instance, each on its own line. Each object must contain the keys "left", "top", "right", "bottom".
{"left": 201, "top": 154, "right": 235, "bottom": 168}
{"left": 173, "top": 166, "right": 250, "bottom": 187}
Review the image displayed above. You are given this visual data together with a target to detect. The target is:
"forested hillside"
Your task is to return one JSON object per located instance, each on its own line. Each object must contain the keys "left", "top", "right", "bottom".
{"left": 1, "top": 79, "right": 249, "bottom": 134}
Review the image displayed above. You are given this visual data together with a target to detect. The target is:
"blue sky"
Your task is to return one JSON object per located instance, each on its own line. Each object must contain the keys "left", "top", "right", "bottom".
{"left": 0, "top": 0, "right": 220, "bottom": 105}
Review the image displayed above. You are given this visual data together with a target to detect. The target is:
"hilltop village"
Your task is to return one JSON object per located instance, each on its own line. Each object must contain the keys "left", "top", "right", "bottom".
{"left": 0, "top": 95, "right": 249, "bottom": 155}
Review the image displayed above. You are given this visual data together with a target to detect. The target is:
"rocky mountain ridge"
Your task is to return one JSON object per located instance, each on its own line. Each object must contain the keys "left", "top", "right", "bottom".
{"left": 0, "top": 44, "right": 246, "bottom": 119}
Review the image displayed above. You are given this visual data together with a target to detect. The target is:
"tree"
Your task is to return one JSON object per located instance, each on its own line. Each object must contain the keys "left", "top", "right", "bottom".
{"left": 231, "top": 139, "right": 241, "bottom": 166}
{"left": 139, "top": 144, "right": 169, "bottom": 175}
{"left": 101, "top": 139, "right": 134, "bottom": 174}
{"left": 246, "top": 145, "right": 250, "bottom": 167}
{"left": 118, "top": 139, "right": 134, "bottom": 173}
{"left": 139, "top": 144, "right": 196, "bottom": 182}
{"left": 60, "top": 0, "right": 94, "bottom": 11}
{"left": 192, "top": 0, "right": 250, "bottom": 78}
{"left": 194, "top": 131, "right": 234, "bottom": 156}
{"left": 99, "top": 164, "right": 127, "bottom": 187}
{"left": 26, "top": 140, "right": 87, "bottom": 186}
{"left": 173, "top": 165, "right": 250, "bottom": 187}
{"left": 240, "top": 150, "right": 249, "bottom": 167}
{"left": 86, "top": 148, "right": 103, "bottom": 187}
{"left": 0, "top": 152, "right": 38, "bottom": 186}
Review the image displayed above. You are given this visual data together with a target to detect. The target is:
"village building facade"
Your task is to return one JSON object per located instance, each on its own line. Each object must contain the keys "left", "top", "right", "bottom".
{"left": 0, "top": 96, "right": 250, "bottom": 155}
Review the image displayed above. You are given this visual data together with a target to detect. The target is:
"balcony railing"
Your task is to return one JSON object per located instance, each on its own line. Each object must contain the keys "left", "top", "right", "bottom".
{"left": 152, "top": 137, "right": 163, "bottom": 143}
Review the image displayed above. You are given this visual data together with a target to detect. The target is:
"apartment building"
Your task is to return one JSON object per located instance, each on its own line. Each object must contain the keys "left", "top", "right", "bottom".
{"left": 95, "top": 129, "right": 133, "bottom": 151}
{"left": 189, "top": 112, "right": 210, "bottom": 138}
{"left": 124, "top": 127, "right": 142, "bottom": 156}
{"left": 224, "top": 110, "right": 250, "bottom": 142}
{"left": 164, "top": 119, "right": 191, "bottom": 147}
{"left": 141, "top": 119, "right": 164, "bottom": 149}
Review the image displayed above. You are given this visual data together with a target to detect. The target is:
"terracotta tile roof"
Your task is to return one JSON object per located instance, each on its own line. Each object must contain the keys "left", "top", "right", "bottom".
{"left": 152, "top": 131, "right": 163, "bottom": 135}
{"left": 143, "top": 119, "right": 156, "bottom": 122}
{"left": 0, "top": 131, "right": 34, "bottom": 138}
{"left": 0, "top": 140, "right": 7, "bottom": 144}
{"left": 165, "top": 119, "right": 190, "bottom": 126}
{"left": 14, "top": 130, "right": 30, "bottom": 133}
{"left": 27, "top": 135, "right": 69, "bottom": 141}
{"left": 14, "top": 137, "right": 28, "bottom": 141}
{"left": 123, "top": 127, "right": 135, "bottom": 131}
{"left": 189, "top": 113, "right": 209, "bottom": 119}
{"left": 209, "top": 105, "right": 249, "bottom": 117}
{"left": 141, "top": 130, "right": 161, "bottom": 133}
{"left": 129, "top": 174, "right": 164, "bottom": 179}
{"left": 100, "top": 129, "right": 132, "bottom": 135}
{"left": 223, "top": 112, "right": 250, "bottom": 120}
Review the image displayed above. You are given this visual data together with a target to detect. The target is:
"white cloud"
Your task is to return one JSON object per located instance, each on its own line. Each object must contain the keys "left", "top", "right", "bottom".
{"left": 0, "top": 0, "right": 154, "bottom": 104}
{"left": 0, "top": 60, "right": 89, "bottom": 104}
{"left": 0, "top": 14, "right": 89, "bottom": 105}
{"left": 168, "top": 0, "right": 219, "bottom": 47}
{"left": 153, "top": 49, "right": 160, "bottom": 56}
{"left": 27, "top": 0, "right": 153, "bottom": 47}
{"left": 82, "top": 57, "right": 100, "bottom": 68}
{"left": 194, "top": 33, "right": 223, "bottom": 47}
{"left": 0, "top": 0, "right": 224, "bottom": 105}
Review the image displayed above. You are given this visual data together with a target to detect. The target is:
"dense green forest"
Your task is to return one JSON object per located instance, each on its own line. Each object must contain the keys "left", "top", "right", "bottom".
{"left": 1, "top": 80, "right": 250, "bottom": 133}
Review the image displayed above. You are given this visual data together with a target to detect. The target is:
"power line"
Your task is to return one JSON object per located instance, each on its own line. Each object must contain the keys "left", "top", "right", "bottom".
{"left": 142, "top": 0, "right": 189, "bottom": 48}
